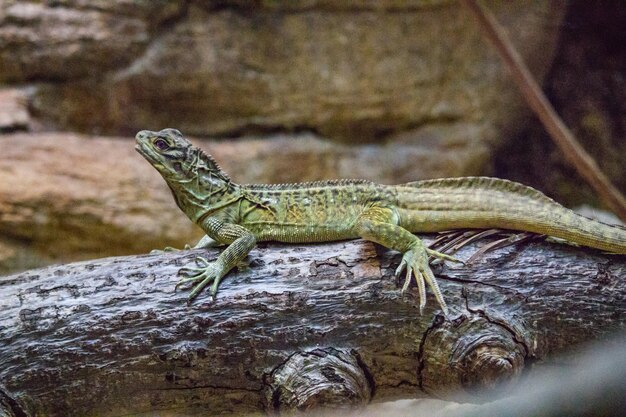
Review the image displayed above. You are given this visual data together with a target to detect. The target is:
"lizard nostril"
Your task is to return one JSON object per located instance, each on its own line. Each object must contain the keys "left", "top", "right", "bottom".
{"left": 135, "top": 130, "right": 151, "bottom": 141}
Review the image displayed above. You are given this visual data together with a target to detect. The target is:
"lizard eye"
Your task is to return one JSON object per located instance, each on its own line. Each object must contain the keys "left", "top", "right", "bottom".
{"left": 154, "top": 138, "right": 169, "bottom": 151}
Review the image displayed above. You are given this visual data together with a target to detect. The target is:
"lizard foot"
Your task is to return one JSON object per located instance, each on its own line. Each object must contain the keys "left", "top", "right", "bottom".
{"left": 395, "top": 243, "right": 449, "bottom": 317}
{"left": 176, "top": 256, "right": 224, "bottom": 304}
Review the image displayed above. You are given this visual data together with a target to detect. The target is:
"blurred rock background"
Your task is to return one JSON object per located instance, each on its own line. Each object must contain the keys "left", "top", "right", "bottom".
{"left": 0, "top": 0, "right": 623, "bottom": 273}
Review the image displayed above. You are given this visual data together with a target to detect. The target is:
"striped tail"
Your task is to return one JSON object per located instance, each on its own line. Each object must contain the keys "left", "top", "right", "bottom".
{"left": 395, "top": 177, "right": 626, "bottom": 254}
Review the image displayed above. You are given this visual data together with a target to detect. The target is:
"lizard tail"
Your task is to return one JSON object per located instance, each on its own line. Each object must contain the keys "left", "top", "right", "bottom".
{"left": 396, "top": 177, "right": 626, "bottom": 254}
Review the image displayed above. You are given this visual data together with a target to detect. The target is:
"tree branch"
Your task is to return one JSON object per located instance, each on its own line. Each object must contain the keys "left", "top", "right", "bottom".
{"left": 0, "top": 237, "right": 624, "bottom": 416}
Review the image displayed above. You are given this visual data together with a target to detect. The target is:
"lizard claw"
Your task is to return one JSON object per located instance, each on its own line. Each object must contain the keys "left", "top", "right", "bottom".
{"left": 396, "top": 243, "right": 450, "bottom": 317}
{"left": 394, "top": 259, "right": 407, "bottom": 277}
{"left": 193, "top": 256, "right": 211, "bottom": 268}
{"left": 426, "top": 248, "right": 464, "bottom": 264}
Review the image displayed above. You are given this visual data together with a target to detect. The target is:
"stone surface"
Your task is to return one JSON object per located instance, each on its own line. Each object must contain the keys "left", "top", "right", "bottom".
{"left": 0, "top": 128, "right": 489, "bottom": 272}
{"left": 0, "top": 89, "right": 29, "bottom": 132}
{"left": 0, "top": 132, "right": 200, "bottom": 271}
{"left": 0, "top": 0, "right": 182, "bottom": 82}
{"left": 25, "top": 1, "right": 564, "bottom": 141}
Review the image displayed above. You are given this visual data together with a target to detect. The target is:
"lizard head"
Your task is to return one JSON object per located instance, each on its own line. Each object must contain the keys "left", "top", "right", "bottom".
{"left": 135, "top": 128, "right": 194, "bottom": 179}
{"left": 135, "top": 128, "right": 233, "bottom": 221}
{"left": 135, "top": 128, "right": 229, "bottom": 182}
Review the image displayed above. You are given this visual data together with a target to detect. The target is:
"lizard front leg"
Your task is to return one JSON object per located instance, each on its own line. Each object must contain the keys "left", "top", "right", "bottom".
{"left": 354, "top": 207, "right": 454, "bottom": 316}
{"left": 177, "top": 218, "right": 256, "bottom": 304}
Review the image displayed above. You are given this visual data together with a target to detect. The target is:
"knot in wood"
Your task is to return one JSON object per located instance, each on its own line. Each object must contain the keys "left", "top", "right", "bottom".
{"left": 460, "top": 344, "right": 521, "bottom": 394}
{"left": 264, "top": 348, "right": 371, "bottom": 415}
{"left": 420, "top": 315, "right": 527, "bottom": 401}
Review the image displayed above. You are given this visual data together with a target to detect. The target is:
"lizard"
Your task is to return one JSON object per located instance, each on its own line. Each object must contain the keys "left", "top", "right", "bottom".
{"left": 135, "top": 128, "right": 626, "bottom": 316}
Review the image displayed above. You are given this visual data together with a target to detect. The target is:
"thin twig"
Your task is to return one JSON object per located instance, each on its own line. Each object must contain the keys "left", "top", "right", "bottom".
{"left": 461, "top": 0, "right": 626, "bottom": 223}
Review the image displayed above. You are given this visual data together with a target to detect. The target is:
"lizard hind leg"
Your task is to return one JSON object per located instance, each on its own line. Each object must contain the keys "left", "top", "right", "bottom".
{"left": 354, "top": 208, "right": 450, "bottom": 317}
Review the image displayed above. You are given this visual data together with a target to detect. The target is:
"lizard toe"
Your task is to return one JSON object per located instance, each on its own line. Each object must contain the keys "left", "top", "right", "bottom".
{"left": 426, "top": 248, "right": 464, "bottom": 264}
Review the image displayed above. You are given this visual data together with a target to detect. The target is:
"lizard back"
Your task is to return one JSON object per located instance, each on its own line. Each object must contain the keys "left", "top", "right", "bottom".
{"left": 237, "top": 180, "right": 395, "bottom": 243}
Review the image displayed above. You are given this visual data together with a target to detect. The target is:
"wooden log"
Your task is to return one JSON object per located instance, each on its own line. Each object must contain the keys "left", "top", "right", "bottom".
{"left": 348, "top": 333, "right": 626, "bottom": 417}
{"left": 0, "top": 236, "right": 624, "bottom": 416}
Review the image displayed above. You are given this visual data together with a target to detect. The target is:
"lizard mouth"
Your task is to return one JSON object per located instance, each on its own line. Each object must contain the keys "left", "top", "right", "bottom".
{"left": 135, "top": 135, "right": 175, "bottom": 177}
{"left": 134, "top": 133, "right": 159, "bottom": 164}
{"left": 135, "top": 141, "right": 154, "bottom": 161}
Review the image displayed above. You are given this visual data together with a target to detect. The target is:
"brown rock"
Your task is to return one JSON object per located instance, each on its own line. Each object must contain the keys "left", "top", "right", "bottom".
{"left": 28, "top": 2, "right": 565, "bottom": 142}
{"left": 0, "top": 1, "right": 183, "bottom": 82}
{"left": 0, "top": 89, "right": 29, "bottom": 131}
{"left": 0, "top": 127, "right": 488, "bottom": 272}
{"left": 0, "top": 240, "right": 15, "bottom": 266}
{"left": 221, "top": 123, "right": 491, "bottom": 184}
{"left": 0, "top": 132, "right": 200, "bottom": 268}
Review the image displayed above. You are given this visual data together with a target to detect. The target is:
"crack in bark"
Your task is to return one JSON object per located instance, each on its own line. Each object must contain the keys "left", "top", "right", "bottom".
{"left": 386, "top": 379, "right": 420, "bottom": 389}
{"left": 416, "top": 314, "right": 445, "bottom": 392}
{"left": 0, "top": 385, "right": 28, "bottom": 417}
{"left": 441, "top": 273, "right": 525, "bottom": 296}
{"left": 262, "top": 350, "right": 301, "bottom": 388}
{"left": 461, "top": 291, "right": 531, "bottom": 358}
{"left": 351, "top": 349, "right": 376, "bottom": 402}
{"left": 148, "top": 384, "right": 260, "bottom": 393}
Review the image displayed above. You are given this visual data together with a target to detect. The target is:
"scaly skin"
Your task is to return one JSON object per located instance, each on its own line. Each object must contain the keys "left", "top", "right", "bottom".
{"left": 136, "top": 128, "right": 626, "bottom": 316}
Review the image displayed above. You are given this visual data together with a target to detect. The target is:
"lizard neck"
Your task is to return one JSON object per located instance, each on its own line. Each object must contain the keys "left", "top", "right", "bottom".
{"left": 164, "top": 147, "right": 240, "bottom": 223}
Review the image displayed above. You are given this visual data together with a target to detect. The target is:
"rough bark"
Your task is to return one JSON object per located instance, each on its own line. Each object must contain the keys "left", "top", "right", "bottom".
{"left": 0, "top": 236, "right": 624, "bottom": 416}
